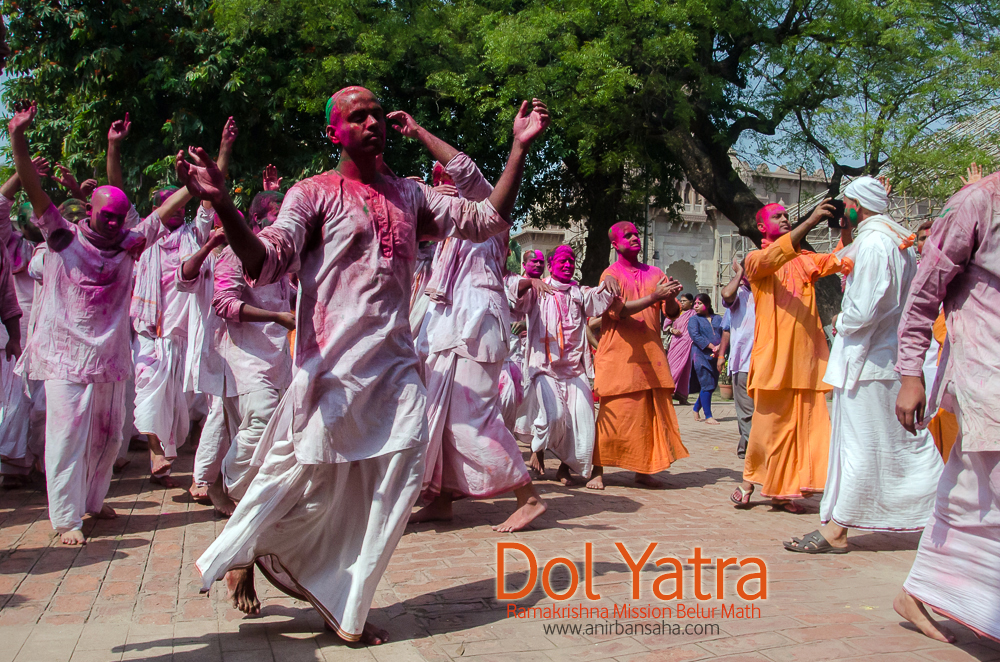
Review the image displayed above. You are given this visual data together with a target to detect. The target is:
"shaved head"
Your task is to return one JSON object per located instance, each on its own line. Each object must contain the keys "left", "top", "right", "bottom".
{"left": 92, "top": 186, "right": 130, "bottom": 215}
{"left": 327, "top": 86, "right": 379, "bottom": 125}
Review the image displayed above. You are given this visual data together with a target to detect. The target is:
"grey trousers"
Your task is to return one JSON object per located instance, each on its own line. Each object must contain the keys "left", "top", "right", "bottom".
{"left": 733, "top": 372, "right": 753, "bottom": 456}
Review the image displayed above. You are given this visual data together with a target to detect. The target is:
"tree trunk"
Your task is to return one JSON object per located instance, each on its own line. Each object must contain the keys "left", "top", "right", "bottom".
{"left": 577, "top": 169, "right": 628, "bottom": 286}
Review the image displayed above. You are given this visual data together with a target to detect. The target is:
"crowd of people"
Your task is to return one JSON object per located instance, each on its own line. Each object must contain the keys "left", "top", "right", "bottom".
{"left": 0, "top": 63, "right": 995, "bottom": 647}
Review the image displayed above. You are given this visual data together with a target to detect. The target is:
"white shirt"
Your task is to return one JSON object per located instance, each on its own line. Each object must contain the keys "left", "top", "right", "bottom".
{"left": 825, "top": 215, "right": 918, "bottom": 390}
{"left": 250, "top": 169, "right": 510, "bottom": 464}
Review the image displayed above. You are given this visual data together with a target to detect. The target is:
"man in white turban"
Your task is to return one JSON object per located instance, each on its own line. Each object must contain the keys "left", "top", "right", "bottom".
{"left": 784, "top": 175, "right": 943, "bottom": 554}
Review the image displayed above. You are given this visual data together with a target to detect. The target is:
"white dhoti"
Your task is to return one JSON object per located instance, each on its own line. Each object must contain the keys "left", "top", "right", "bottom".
{"left": 192, "top": 395, "right": 239, "bottom": 487}
{"left": 0, "top": 360, "right": 45, "bottom": 477}
{"left": 422, "top": 351, "right": 530, "bottom": 501}
{"left": 118, "top": 373, "right": 136, "bottom": 462}
{"left": 196, "top": 392, "right": 425, "bottom": 641}
{"left": 44, "top": 380, "right": 125, "bottom": 532}
{"left": 820, "top": 380, "right": 944, "bottom": 530}
{"left": 903, "top": 438, "right": 1000, "bottom": 642}
{"left": 518, "top": 373, "right": 596, "bottom": 478}
{"left": 222, "top": 388, "right": 283, "bottom": 501}
{"left": 134, "top": 334, "right": 189, "bottom": 473}
{"left": 498, "top": 358, "right": 523, "bottom": 432}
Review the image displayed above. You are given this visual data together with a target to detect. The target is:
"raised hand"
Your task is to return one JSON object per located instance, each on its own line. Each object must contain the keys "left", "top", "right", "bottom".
{"left": 32, "top": 156, "right": 51, "bottom": 178}
{"left": 511, "top": 99, "right": 550, "bottom": 146}
{"left": 652, "top": 276, "right": 681, "bottom": 301}
{"left": 263, "top": 164, "right": 282, "bottom": 191}
{"left": 175, "top": 147, "right": 228, "bottom": 206}
{"left": 805, "top": 198, "right": 835, "bottom": 229}
{"left": 877, "top": 175, "right": 893, "bottom": 197}
{"left": 8, "top": 100, "right": 37, "bottom": 135}
{"left": 79, "top": 179, "right": 98, "bottom": 198}
{"left": 221, "top": 116, "right": 238, "bottom": 148}
{"left": 386, "top": 110, "right": 422, "bottom": 138}
{"left": 108, "top": 113, "right": 131, "bottom": 143}
{"left": 433, "top": 183, "right": 458, "bottom": 198}
{"left": 206, "top": 227, "right": 228, "bottom": 249}
{"left": 961, "top": 162, "right": 983, "bottom": 186}
{"left": 51, "top": 163, "right": 81, "bottom": 194}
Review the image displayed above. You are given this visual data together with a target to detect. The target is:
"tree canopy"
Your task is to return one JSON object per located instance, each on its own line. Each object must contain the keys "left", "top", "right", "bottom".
{"left": 4, "top": 0, "right": 999, "bottom": 281}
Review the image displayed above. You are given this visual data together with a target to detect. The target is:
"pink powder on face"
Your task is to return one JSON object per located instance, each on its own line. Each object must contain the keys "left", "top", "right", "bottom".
{"left": 549, "top": 245, "right": 576, "bottom": 282}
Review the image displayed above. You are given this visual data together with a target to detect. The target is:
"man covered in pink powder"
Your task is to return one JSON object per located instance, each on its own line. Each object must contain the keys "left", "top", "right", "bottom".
{"left": 186, "top": 87, "right": 549, "bottom": 645}
{"left": 514, "top": 244, "right": 620, "bottom": 484}
{"left": 508, "top": 248, "right": 545, "bottom": 449}
{"left": 388, "top": 110, "right": 548, "bottom": 532}
{"left": 9, "top": 101, "right": 171, "bottom": 545}
{"left": 893, "top": 167, "right": 1000, "bottom": 645}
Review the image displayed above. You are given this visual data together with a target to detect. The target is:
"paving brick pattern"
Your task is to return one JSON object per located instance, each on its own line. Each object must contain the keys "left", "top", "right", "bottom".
{"left": 1, "top": 404, "right": 996, "bottom": 661}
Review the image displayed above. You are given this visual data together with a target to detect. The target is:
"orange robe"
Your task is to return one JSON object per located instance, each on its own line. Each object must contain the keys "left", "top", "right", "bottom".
{"left": 745, "top": 232, "right": 844, "bottom": 499}
{"left": 927, "top": 312, "right": 957, "bottom": 462}
{"left": 592, "top": 262, "right": 688, "bottom": 473}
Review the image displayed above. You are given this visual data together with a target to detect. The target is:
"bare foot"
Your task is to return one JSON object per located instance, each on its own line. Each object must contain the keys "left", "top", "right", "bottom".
{"left": 88, "top": 504, "right": 117, "bottom": 520}
{"left": 208, "top": 477, "right": 236, "bottom": 517}
{"left": 692, "top": 410, "right": 701, "bottom": 421}
{"left": 408, "top": 497, "right": 453, "bottom": 524}
{"left": 704, "top": 417, "right": 720, "bottom": 425}
{"left": 226, "top": 567, "right": 260, "bottom": 615}
{"left": 189, "top": 482, "right": 211, "bottom": 504}
{"left": 527, "top": 451, "right": 546, "bottom": 479}
{"left": 555, "top": 463, "right": 576, "bottom": 486}
{"left": 493, "top": 497, "right": 547, "bottom": 533}
{"left": 112, "top": 458, "right": 130, "bottom": 475}
{"left": 60, "top": 529, "right": 85, "bottom": 545}
{"left": 327, "top": 620, "right": 390, "bottom": 646}
{"left": 771, "top": 499, "right": 807, "bottom": 514}
{"left": 634, "top": 473, "right": 667, "bottom": 489}
{"left": 150, "top": 474, "right": 179, "bottom": 489}
{"left": 893, "top": 590, "right": 956, "bottom": 643}
{"left": 585, "top": 466, "right": 604, "bottom": 490}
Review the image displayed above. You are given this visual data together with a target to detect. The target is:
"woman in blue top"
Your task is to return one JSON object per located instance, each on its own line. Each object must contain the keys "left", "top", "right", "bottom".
{"left": 687, "top": 293, "right": 723, "bottom": 425}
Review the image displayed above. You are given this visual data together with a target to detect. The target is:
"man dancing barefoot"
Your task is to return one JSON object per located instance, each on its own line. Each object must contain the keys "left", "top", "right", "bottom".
{"left": 187, "top": 87, "right": 548, "bottom": 645}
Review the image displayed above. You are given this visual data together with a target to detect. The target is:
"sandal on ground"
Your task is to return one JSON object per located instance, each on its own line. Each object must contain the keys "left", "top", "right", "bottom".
{"left": 770, "top": 500, "right": 808, "bottom": 514}
{"left": 730, "top": 485, "right": 753, "bottom": 508}
{"left": 783, "top": 529, "right": 848, "bottom": 554}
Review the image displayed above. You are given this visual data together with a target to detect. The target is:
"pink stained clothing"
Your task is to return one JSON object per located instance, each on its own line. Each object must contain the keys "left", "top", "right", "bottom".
{"left": 44, "top": 379, "right": 125, "bottom": 532}
{"left": 420, "top": 152, "right": 529, "bottom": 500}
{"left": 133, "top": 334, "right": 189, "bottom": 468}
{"left": 515, "top": 277, "right": 615, "bottom": 381}
{"left": 897, "top": 172, "right": 1000, "bottom": 452}
{"left": 422, "top": 352, "right": 529, "bottom": 500}
{"left": 903, "top": 439, "right": 1000, "bottom": 642}
{"left": 665, "top": 309, "right": 695, "bottom": 398}
{"left": 212, "top": 246, "right": 292, "bottom": 395}
{"left": 0, "top": 195, "right": 35, "bottom": 340}
{"left": 221, "top": 387, "right": 283, "bottom": 500}
{"left": 22, "top": 204, "right": 161, "bottom": 384}
{"left": 175, "top": 247, "right": 228, "bottom": 398}
{"left": 246, "top": 169, "right": 510, "bottom": 465}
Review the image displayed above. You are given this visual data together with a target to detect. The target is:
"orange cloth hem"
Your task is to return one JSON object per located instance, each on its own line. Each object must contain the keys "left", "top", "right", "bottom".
{"left": 743, "top": 388, "right": 830, "bottom": 499}
{"left": 594, "top": 388, "right": 688, "bottom": 473}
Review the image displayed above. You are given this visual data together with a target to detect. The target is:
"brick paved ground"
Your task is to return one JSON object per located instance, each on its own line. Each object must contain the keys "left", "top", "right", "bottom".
{"left": 1, "top": 404, "right": 996, "bottom": 662}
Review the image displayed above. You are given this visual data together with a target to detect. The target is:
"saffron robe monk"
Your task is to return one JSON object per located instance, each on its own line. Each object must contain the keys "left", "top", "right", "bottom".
{"left": 588, "top": 221, "right": 688, "bottom": 490}
{"left": 188, "top": 87, "right": 548, "bottom": 646}
{"left": 731, "top": 200, "right": 850, "bottom": 512}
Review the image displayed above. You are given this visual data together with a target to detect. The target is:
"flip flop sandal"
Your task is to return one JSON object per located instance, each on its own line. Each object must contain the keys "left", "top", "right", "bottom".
{"left": 771, "top": 500, "right": 808, "bottom": 514}
{"left": 783, "top": 529, "right": 848, "bottom": 554}
{"left": 731, "top": 485, "right": 754, "bottom": 508}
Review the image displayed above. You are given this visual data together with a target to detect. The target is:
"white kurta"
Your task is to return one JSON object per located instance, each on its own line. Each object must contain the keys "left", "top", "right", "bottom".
{"left": 821, "top": 218, "right": 943, "bottom": 531}
{"left": 196, "top": 168, "right": 510, "bottom": 639}
{"left": 133, "top": 207, "right": 213, "bottom": 467}
{"left": 211, "top": 246, "right": 293, "bottom": 498}
{"left": 514, "top": 278, "right": 614, "bottom": 477}
{"left": 23, "top": 204, "right": 161, "bottom": 532}
{"left": 419, "top": 153, "right": 529, "bottom": 501}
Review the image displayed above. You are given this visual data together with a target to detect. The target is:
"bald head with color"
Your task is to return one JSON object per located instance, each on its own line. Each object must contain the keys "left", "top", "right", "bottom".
{"left": 325, "top": 86, "right": 386, "bottom": 156}
{"left": 89, "top": 185, "right": 131, "bottom": 240}
{"left": 609, "top": 221, "right": 642, "bottom": 259}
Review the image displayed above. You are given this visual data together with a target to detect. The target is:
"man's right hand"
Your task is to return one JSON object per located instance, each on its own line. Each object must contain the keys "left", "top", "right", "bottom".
{"left": 176, "top": 147, "right": 229, "bottom": 206}
{"left": 895, "top": 374, "right": 927, "bottom": 435}
{"left": 263, "top": 164, "right": 282, "bottom": 191}
{"left": 433, "top": 183, "right": 458, "bottom": 198}
{"left": 511, "top": 99, "right": 550, "bottom": 147}
{"left": 108, "top": 113, "right": 131, "bottom": 143}
{"left": 805, "top": 198, "right": 835, "bottom": 229}
{"left": 8, "top": 100, "right": 36, "bottom": 135}
{"left": 275, "top": 311, "right": 296, "bottom": 331}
